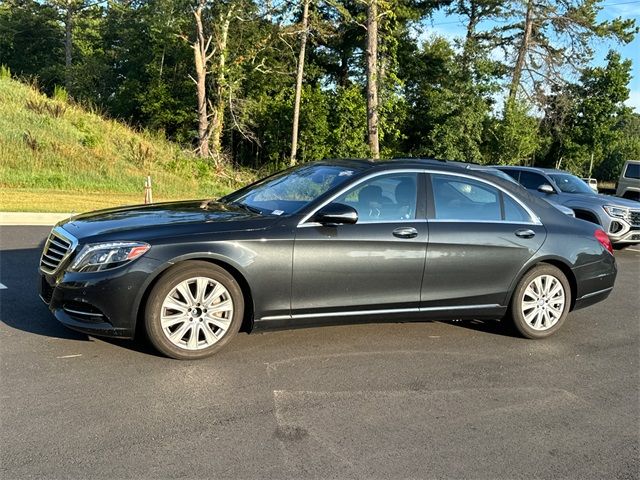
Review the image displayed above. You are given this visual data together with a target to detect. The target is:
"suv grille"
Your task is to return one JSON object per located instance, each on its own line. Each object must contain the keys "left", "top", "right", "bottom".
{"left": 40, "top": 228, "right": 76, "bottom": 274}
{"left": 629, "top": 210, "right": 640, "bottom": 227}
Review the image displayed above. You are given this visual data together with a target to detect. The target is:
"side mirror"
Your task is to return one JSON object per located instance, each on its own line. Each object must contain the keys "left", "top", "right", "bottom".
{"left": 312, "top": 203, "right": 358, "bottom": 225}
{"left": 538, "top": 184, "right": 555, "bottom": 194}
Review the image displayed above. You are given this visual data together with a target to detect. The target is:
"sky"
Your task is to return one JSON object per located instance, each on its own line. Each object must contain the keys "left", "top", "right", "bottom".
{"left": 421, "top": 0, "right": 640, "bottom": 111}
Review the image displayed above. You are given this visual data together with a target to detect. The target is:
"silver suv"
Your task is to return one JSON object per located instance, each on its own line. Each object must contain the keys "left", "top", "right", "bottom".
{"left": 616, "top": 160, "right": 640, "bottom": 201}
{"left": 497, "top": 166, "right": 640, "bottom": 245}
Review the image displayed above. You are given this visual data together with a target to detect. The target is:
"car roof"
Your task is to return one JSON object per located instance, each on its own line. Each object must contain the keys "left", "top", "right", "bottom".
{"left": 306, "top": 158, "right": 567, "bottom": 221}
{"left": 326, "top": 158, "right": 527, "bottom": 191}
{"left": 314, "top": 157, "right": 474, "bottom": 173}
{"left": 313, "top": 158, "right": 377, "bottom": 168}
{"left": 313, "top": 158, "right": 573, "bottom": 184}
{"left": 315, "top": 158, "right": 535, "bottom": 181}
{"left": 494, "top": 165, "right": 571, "bottom": 175}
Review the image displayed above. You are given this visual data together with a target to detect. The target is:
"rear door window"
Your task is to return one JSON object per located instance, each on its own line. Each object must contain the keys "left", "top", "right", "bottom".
{"left": 500, "top": 170, "right": 520, "bottom": 182}
{"left": 431, "top": 175, "right": 501, "bottom": 221}
{"left": 518, "top": 171, "right": 548, "bottom": 190}
{"left": 503, "top": 195, "right": 531, "bottom": 222}
{"left": 431, "top": 174, "right": 533, "bottom": 223}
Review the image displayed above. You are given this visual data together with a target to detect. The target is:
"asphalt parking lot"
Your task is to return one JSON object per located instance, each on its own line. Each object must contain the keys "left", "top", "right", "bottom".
{"left": 1, "top": 225, "right": 639, "bottom": 480}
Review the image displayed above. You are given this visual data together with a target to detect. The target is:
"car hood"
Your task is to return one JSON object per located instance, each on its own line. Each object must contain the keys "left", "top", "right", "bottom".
{"left": 59, "top": 200, "right": 276, "bottom": 241}
{"left": 544, "top": 199, "right": 574, "bottom": 216}
{"left": 560, "top": 192, "right": 640, "bottom": 208}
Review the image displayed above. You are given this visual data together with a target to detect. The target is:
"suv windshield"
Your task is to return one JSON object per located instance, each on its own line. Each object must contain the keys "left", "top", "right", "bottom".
{"left": 548, "top": 173, "right": 594, "bottom": 194}
{"left": 222, "top": 164, "right": 364, "bottom": 215}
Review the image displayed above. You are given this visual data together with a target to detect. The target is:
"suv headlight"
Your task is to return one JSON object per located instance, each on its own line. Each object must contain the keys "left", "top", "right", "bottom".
{"left": 69, "top": 242, "right": 150, "bottom": 272}
{"left": 603, "top": 205, "right": 629, "bottom": 219}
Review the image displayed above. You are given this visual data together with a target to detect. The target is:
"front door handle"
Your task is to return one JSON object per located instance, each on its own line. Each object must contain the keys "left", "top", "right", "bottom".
{"left": 515, "top": 229, "right": 536, "bottom": 239}
{"left": 393, "top": 227, "right": 418, "bottom": 239}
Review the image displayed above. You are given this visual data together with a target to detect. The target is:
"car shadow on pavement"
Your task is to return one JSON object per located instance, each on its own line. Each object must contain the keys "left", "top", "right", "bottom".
{"left": 0, "top": 247, "right": 89, "bottom": 341}
{"left": 444, "top": 318, "right": 518, "bottom": 338}
{"left": 98, "top": 335, "right": 167, "bottom": 358}
{"left": 0, "top": 246, "right": 173, "bottom": 356}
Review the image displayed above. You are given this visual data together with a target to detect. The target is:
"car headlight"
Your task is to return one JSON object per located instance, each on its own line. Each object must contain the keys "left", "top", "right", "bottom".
{"left": 603, "top": 205, "right": 629, "bottom": 219}
{"left": 69, "top": 242, "right": 150, "bottom": 272}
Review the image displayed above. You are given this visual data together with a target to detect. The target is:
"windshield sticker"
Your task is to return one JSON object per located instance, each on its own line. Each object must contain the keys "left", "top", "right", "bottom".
{"left": 272, "top": 210, "right": 284, "bottom": 216}
{"left": 339, "top": 170, "right": 354, "bottom": 176}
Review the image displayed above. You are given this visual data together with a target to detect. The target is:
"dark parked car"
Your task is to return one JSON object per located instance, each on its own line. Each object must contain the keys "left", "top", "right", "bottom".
{"left": 496, "top": 166, "right": 640, "bottom": 245}
{"left": 40, "top": 159, "right": 617, "bottom": 359}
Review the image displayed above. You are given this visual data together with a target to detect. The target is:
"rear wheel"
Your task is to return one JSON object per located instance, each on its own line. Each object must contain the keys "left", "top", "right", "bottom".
{"left": 510, "top": 264, "right": 570, "bottom": 339}
{"left": 145, "top": 261, "right": 244, "bottom": 359}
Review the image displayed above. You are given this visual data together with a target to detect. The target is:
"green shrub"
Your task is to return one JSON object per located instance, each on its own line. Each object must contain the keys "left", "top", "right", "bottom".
{"left": 53, "top": 85, "right": 69, "bottom": 103}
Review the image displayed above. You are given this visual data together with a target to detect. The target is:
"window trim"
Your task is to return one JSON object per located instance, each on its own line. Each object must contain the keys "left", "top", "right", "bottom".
{"left": 426, "top": 172, "right": 541, "bottom": 225}
{"left": 298, "top": 169, "right": 542, "bottom": 227}
{"left": 298, "top": 169, "right": 425, "bottom": 227}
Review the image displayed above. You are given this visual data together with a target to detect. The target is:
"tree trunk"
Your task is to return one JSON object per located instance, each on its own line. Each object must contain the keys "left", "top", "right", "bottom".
{"left": 193, "top": 2, "right": 211, "bottom": 158}
{"left": 365, "top": 0, "right": 380, "bottom": 160}
{"left": 210, "top": 9, "right": 233, "bottom": 165}
{"left": 508, "top": 0, "right": 534, "bottom": 103}
{"left": 290, "top": 0, "right": 311, "bottom": 167}
{"left": 339, "top": 52, "right": 350, "bottom": 87}
{"left": 462, "top": 1, "right": 478, "bottom": 66}
{"left": 64, "top": 1, "right": 73, "bottom": 90}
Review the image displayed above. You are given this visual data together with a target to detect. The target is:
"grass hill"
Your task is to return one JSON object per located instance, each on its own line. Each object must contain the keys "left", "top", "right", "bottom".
{"left": 0, "top": 75, "right": 254, "bottom": 213}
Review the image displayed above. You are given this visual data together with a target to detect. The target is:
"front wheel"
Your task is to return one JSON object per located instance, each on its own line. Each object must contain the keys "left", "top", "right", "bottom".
{"left": 145, "top": 261, "right": 244, "bottom": 360}
{"left": 510, "top": 264, "right": 571, "bottom": 339}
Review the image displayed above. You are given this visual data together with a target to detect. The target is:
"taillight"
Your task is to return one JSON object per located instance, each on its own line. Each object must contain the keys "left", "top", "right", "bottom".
{"left": 594, "top": 229, "right": 613, "bottom": 254}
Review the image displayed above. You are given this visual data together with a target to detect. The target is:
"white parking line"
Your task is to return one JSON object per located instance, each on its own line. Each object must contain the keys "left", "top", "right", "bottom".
{"left": 627, "top": 248, "right": 640, "bottom": 253}
{"left": 0, "top": 283, "right": 7, "bottom": 290}
{"left": 56, "top": 354, "right": 82, "bottom": 359}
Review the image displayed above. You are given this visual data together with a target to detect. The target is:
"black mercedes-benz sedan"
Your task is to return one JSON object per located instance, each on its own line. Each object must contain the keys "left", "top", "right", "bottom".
{"left": 39, "top": 159, "right": 617, "bottom": 359}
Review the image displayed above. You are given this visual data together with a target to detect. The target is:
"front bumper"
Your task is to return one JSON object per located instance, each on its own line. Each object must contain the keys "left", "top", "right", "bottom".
{"left": 606, "top": 213, "right": 640, "bottom": 244}
{"left": 610, "top": 228, "right": 640, "bottom": 244}
{"left": 40, "top": 257, "right": 164, "bottom": 339}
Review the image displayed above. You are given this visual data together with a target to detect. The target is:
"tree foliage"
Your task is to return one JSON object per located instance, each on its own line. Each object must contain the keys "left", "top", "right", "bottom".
{"left": 0, "top": 0, "right": 637, "bottom": 180}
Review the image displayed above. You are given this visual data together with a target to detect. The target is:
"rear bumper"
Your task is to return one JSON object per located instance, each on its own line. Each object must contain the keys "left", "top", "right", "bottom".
{"left": 571, "top": 255, "right": 617, "bottom": 311}
{"left": 573, "top": 286, "right": 614, "bottom": 311}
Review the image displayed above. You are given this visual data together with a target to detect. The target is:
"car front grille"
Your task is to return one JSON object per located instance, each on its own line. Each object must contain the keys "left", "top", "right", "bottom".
{"left": 40, "top": 227, "right": 77, "bottom": 274}
{"left": 628, "top": 210, "right": 640, "bottom": 227}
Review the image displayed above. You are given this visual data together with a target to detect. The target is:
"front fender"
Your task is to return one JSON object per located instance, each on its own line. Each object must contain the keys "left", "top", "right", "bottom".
{"left": 136, "top": 236, "right": 294, "bottom": 326}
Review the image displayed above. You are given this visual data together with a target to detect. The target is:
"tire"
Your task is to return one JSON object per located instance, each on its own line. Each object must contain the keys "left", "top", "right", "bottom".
{"left": 613, "top": 243, "right": 638, "bottom": 250}
{"left": 145, "top": 261, "right": 244, "bottom": 360}
{"left": 510, "top": 264, "right": 571, "bottom": 339}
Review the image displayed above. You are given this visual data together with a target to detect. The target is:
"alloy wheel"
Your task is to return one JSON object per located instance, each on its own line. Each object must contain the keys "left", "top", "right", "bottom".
{"left": 160, "top": 276, "right": 234, "bottom": 350}
{"left": 521, "top": 274, "right": 566, "bottom": 331}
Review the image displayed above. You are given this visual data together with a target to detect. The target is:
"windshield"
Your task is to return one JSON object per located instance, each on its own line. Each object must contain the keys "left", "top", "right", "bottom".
{"left": 222, "top": 164, "right": 364, "bottom": 215}
{"left": 548, "top": 173, "right": 594, "bottom": 194}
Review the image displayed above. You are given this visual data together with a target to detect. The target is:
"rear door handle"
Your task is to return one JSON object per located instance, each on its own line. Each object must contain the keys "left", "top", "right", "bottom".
{"left": 393, "top": 227, "right": 418, "bottom": 239}
{"left": 515, "top": 229, "right": 536, "bottom": 239}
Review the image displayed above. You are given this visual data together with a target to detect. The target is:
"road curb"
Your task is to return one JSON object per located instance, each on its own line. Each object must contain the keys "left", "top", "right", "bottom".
{"left": 0, "top": 212, "right": 73, "bottom": 226}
